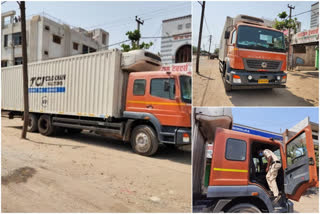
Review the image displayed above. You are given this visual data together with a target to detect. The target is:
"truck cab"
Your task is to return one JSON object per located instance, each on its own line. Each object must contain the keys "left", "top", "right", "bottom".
{"left": 204, "top": 126, "right": 318, "bottom": 212}
{"left": 124, "top": 70, "right": 191, "bottom": 155}
{"left": 220, "top": 15, "right": 287, "bottom": 91}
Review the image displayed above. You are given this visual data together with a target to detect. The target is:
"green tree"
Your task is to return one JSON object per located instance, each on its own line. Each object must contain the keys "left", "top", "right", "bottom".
{"left": 121, "top": 30, "right": 153, "bottom": 52}
{"left": 274, "top": 11, "right": 298, "bottom": 34}
{"left": 214, "top": 48, "right": 219, "bottom": 55}
{"left": 192, "top": 46, "right": 198, "bottom": 55}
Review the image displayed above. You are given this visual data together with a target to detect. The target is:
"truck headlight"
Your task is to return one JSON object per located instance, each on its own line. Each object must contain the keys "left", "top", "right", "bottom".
{"left": 281, "top": 75, "right": 287, "bottom": 83}
{"left": 248, "top": 75, "right": 253, "bottom": 80}
{"left": 277, "top": 76, "right": 281, "bottom": 80}
{"left": 183, "top": 133, "right": 190, "bottom": 143}
{"left": 233, "top": 75, "right": 241, "bottom": 84}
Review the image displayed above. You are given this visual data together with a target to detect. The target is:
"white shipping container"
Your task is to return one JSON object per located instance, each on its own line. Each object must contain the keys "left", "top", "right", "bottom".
{"left": 2, "top": 49, "right": 127, "bottom": 118}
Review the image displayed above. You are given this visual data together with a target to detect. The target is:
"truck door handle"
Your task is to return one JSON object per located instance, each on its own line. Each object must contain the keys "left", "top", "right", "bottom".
{"left": 146, "top": 105, "right": 153, "bottom": 109}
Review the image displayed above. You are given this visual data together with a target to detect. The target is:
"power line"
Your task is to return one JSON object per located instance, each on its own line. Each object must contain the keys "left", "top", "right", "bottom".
{"left": 292, "top": 7, "right": 319, "bottom": 17}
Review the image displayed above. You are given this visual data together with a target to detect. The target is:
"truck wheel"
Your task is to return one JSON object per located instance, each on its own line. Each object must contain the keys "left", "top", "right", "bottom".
{"left": 38, "top": 115, "right": 55, "bottom": 136}
{"left": 131, "top": 125, "right": 159, "bottom": 156}
{"left": 27, "top": 114, "right": 38, "bottom": 132}
{"left": 224, "top": 75, "right": 232, "bottom": 92}
{"left": 227, "top": 203, "right": 261, "bottom": 213}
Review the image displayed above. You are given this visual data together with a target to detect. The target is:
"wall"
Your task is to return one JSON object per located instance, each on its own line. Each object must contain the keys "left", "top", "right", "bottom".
{"left": 161, "top": 15, "right": 192, "bottom": 64}
{"left": 1, "top": 12, "right": 109, "bottom": 67}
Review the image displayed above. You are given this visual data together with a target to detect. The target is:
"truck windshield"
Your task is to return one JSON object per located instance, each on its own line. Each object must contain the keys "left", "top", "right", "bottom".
{"left": 179, "top": 75, "right": 191, "bottom": 104}
{"left": 237, "top": 25, "right": 285, "bottom": 53}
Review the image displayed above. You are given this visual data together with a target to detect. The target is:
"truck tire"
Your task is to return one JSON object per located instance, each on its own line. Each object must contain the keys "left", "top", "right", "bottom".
{"left": 227, "top": 203, "right": 261, "bottom": 213}
{"left": 131, "top": 125, "right": 159, "bottom": 156}
{"left": 224, "top": 75, "right": 232, "bottom": 92}
{"left": 27, "top": 114, "right": 38, "bottom": 132}
{"left": 38, "top": 115, "right": 55, "bottom": 136}
{"left": 224, "top": 62, "right": 232, "bottom": 92}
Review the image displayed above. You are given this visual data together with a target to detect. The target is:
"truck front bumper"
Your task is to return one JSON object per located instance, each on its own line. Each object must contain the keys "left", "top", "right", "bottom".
{"left": 160, "top": 127, "right": 191, "bottom": 145}
{"left": 175, "top": 128, "right": 191, "bottom": 145}
{"left": 226, "top": 70, "right": 286, "bottom": 89}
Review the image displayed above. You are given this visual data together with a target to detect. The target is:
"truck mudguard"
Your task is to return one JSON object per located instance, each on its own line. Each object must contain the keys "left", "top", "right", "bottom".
{"left": 123, "top": 111, "right": 162, "bottom": 141}
{"left": 207, "top": 185, "right": 274, "bottom": 212}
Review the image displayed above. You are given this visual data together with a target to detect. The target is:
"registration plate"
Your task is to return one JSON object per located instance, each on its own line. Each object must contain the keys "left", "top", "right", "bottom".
{"left": 258, "top": 79, "right": 269, "bottom": 84}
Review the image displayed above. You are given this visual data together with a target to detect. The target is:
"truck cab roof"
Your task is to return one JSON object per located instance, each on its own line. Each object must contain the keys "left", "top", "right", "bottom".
{"left": 236, "top": 22, "right": 283, "bottom": 33}
{"left": 129, "top": 70, "right": 191, "bottom": 78}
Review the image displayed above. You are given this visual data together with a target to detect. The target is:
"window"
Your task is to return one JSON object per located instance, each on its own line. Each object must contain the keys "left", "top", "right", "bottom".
{"left": 1, "top": 60, "right": 8, "bottom": 67}
{"left": 83, "top": 45, "right": 89, "bottom": 54}
{"left": 186, "top": 23, "right": 191, "bottom": 29}
{"left": 102, "top": 33, "right": 107, "bottom": 45}
{"left": 225, "top": 138, "right": 246, "bottom": 161}
{"left": 133, "top": 79, "right": 146, "bottom": 95}
{"left": 287, "top": 132, "right": 307, "bottom": 167}
{"left": 12, "top": 32, "right": 22, "bottom": 45}
{"left": 14, "top": 57, "right": 23, "bottom": 65}
{"left": 52, "top": 35, "right": 61, "bottom": 44}
{"left": 178, "top": 24, "right": 183, "bottom": 30}
{"left": 73, "top": 42, "right": 79, "bottom": 50}
{"left": 4, "top": 35, "right": 8, "bottom": 47}
{"left": 44, "top": 51, "right": 48, "bottom": 55}
{"left": 150, "top": 78, "right": 175, "bottom": 99}
{"left": 44, "top": 25, "right": 50, "bottom": 31}
{"left": 89, "top": 47, "right": 96, "bottom": 53}
{"left": 231, "top": 30, "right": 237, "bottom": 44}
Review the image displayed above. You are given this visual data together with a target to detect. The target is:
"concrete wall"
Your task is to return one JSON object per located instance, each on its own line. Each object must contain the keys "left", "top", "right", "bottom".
{"left": 293, "top": 45, "right": 316, "bottom": 67}
{"left": 161, "top": 15, "right": 192, "bottom": 64}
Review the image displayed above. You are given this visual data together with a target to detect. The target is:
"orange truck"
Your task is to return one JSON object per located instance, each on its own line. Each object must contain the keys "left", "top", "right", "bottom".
{"left": 2, "top": 50, "right": 191, "bottom": 156}
{"left": 219, "top": 15, "right": 287, "bottom": 92}
{"left": 193, "top": 108, "right": 318, "bottom": 213}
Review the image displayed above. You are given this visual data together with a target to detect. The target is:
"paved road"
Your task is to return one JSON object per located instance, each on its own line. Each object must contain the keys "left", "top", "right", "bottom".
{"left": 1, "top": 117, "right": 191, "bottom": 212}
{"left": 193, "top": 57, "right": 319, "bottom": 106}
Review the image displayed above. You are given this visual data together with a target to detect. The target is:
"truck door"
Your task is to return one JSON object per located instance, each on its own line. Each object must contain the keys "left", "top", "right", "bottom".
{"left": 284, "top": 125, "right": 318, "bottom": 201}
{"left": 146, "top": 77, "right": 187, "bottom": 127}
{"left": 209, "top": 128, "right": 249, "bottom": 186}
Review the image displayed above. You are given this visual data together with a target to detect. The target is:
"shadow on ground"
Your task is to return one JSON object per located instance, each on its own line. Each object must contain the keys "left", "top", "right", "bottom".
{"left": 5, "top": 125, "right": 191, "bottom": 165}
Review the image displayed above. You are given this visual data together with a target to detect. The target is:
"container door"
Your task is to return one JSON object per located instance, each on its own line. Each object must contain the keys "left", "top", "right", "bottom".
{"left": 209, "top": 128, "right": 249, "bottom": 186}
{"left": 284, "top": 125, "right": 318, "bottom": 201}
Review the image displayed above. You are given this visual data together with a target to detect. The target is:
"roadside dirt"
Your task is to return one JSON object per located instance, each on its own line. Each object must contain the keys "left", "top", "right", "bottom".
{"left": 1, "top": 117, "right": 191, "bottom": 213}
{"left": 293, "top": 187, "right": 319, "bottom": 213}
{"left": 193, "top": 57, "right": 319, "bottom": 106}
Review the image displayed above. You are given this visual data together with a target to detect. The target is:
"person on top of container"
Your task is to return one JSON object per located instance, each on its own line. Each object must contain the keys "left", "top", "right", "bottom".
{"left": 258, "top": 149, "right": 282, "bottom": 204}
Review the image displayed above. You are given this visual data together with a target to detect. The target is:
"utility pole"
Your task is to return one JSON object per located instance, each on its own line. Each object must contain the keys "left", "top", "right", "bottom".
{"left": 208, "top": 35, "right": 212, "bottom": 59}
{"left": 196, "top": 1, "right": 205, "bottom": 74}
{"left": 18, "top": 1, "right": 29, "bottom": 139}
{"left": 287, "top": 4, "right": 295, "bottom": 71}
{"left": 135, "top": 16, "right": 144, "bottom": 47}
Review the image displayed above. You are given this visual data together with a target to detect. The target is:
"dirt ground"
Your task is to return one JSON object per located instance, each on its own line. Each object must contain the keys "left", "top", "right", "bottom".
{"left": 193, "top": 57, "right": 319, "bottom": 106}
{"left": 1, "top": 117, "right": 191, "bottom": 213}
{"left": 293, "top": 187, "right": 319, "bottom": 213}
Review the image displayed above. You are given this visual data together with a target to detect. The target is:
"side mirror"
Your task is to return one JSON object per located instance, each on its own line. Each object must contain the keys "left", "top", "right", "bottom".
{"left": 164, "top": 80, "right": 170, "bottom": 92}
{"left": 224, "top": 31, "right": 230, "bottom": 39}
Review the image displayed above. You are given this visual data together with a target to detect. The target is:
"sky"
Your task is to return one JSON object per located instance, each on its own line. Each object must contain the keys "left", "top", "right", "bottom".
{"left": 193, "top": 1, "right": 318, "bottom": 52}
{"left": 232, "top": 107, "right": 319, "bottom": 133}
{"left": 1, "top": 1, "right": 191, "bottom": 53}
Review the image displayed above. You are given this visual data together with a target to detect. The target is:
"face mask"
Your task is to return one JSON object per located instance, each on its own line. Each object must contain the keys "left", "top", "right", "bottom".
{"left": 259, "top": 152, "right": 264, "bottom": 157}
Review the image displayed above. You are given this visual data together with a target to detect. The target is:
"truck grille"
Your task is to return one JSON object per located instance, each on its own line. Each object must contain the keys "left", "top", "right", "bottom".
{"left": 244, "top": 59, "right": 282, "bottom": 71}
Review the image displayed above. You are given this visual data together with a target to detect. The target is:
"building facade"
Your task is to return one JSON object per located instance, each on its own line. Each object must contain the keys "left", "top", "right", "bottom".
{"left": 160, "top": 15, "right": 191, "bottom": 65}
{"left": 311, "top": 2, "right": 319, "bottom": 29}
{"left": 1, "top": 11, "right": 109, "bottom": 67}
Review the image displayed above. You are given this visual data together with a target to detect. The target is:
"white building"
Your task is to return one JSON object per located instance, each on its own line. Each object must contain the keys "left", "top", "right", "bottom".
{"left": 1, "top": 11, "right": 109, "bottom": 67}
{"left": 160, "top": 15, "right": 191, "bottom": 65}
{"left": 310, "top": 2, "right": 319, "bottom": 29}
